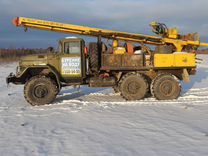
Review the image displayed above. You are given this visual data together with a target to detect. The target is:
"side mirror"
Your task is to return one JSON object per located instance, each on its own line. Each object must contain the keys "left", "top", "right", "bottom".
{"left": 47, "top": 47, "right": 54, "bottom": 53}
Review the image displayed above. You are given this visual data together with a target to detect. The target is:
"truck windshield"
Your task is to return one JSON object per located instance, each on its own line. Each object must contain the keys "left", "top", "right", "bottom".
{"left": 64, "top": 41, "right": 80, "bottom": 54}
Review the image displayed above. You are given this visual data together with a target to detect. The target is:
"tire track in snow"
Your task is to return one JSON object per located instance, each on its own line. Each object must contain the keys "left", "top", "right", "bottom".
{"left": 54, "top": 87, "right": 208, "bottom": 109}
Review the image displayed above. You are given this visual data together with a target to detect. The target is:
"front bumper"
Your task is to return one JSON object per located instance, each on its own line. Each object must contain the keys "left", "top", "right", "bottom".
{"left": 6, "top": 73, "right": 20, "bottom": 85}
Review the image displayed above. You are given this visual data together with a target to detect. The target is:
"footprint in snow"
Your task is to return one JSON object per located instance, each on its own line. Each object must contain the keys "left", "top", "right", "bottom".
{"left": 8, "top": 93, "right": 16, "bottom": 96}
{"left": 21, "top": 122, "right": 29, "bottom": 127}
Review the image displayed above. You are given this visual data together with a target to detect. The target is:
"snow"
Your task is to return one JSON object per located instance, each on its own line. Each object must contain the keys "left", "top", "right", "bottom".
{"left": 1, "top": 56, "right": 208, "bottom": 156}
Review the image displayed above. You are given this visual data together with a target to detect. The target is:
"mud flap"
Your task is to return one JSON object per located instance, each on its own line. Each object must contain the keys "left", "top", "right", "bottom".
{"left": 182, "top": 68, "right": 190, "bottom": 83}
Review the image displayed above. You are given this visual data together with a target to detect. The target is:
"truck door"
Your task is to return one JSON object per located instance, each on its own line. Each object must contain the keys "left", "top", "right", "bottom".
{"left": 60, "top": 39, "right": 86, "bottom": 83}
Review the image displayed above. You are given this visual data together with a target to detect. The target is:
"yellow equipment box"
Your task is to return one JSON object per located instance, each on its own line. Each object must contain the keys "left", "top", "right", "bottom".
{"left": 114, "top": 47, "right": 126, "bottom": 54}
{"left": 154, "top": 53, "right": 196, "bottom": 68}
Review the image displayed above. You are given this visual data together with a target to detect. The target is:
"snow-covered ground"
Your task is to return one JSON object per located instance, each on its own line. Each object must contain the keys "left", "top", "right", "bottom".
{"left": 1, "top": 56, "right": 208, "bottom": 156}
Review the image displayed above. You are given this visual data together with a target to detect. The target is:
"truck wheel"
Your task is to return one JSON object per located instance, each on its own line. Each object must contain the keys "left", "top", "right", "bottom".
{"left": 55, "top": 86, "right": 61, "bottom": 96}
{"left": 143, "top": 75, "right": 152, "bottom": 97}
{"left": 89, "top": 42, "right": 99, "bottom": 72}
{"left": 119, "top": 72, "right": 148, "bottom": 100}
{"left": 113, "top": 85, "right": 120, "bottom": 93}
{"left": 24, "top": 76, "right": 58, "bottom": 106}
{"left": 151, "top": 74, "right": 181, "bottom": 100}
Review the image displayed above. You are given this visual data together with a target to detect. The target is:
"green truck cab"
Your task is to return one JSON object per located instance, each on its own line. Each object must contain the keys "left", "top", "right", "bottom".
{"left": 7, "top": 37, "right": 88, "bottom": 105}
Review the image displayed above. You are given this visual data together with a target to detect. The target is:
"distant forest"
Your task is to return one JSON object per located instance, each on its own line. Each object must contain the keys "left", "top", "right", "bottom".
{"left": 0, "top": 48, "right": 48, "bottom": 62}
{"left": 0, "top": 48, "right": 208, "bottom": 62}
{"left": 197, "top": 49, "right": 208, "bottom": 54}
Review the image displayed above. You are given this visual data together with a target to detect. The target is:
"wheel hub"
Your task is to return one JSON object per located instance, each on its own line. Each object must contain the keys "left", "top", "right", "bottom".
{"left": 160, "top": 80, "right": 174, "bottom": 96}
{"left": 34, "top": 85, "right": 48, "bottom": 98}
{"left": 128, "top": 81, "right": 140, "bottom": 94}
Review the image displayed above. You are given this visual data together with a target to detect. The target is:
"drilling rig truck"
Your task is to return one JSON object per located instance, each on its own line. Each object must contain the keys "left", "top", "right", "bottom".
{"left": 6, "top": 17, "right": 208, "bottom": 106}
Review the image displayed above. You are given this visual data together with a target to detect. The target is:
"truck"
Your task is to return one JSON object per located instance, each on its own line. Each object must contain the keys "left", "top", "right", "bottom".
{"left": 6, "top": 17, "right": 208, "bottom": 106}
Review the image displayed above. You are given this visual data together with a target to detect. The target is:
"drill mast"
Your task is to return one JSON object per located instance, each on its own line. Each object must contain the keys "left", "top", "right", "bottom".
{"left": 13, "top": 17, "right": 208, "bottom": 51}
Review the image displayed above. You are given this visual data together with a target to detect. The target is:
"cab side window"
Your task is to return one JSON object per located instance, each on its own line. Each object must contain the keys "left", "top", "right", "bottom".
{"left": 64, "top": 42, "right": 80, "bottom": 54}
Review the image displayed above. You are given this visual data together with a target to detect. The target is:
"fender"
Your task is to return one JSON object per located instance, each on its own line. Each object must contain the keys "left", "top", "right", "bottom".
{"left": 7, "top": 65, "right": 61, "bottom": 90}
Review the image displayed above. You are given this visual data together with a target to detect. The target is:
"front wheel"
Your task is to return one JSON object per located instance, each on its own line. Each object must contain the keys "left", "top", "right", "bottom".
{"left": 24, "top": 76, "right": 58, "bottom": 106}
{"left": 113, "top": 85, "right": 120, "bottom": 93}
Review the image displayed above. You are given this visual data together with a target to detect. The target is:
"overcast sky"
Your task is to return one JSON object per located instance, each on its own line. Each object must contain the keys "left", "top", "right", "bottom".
{"left": 1, "top": 0, "right": 208, "bottom": 48}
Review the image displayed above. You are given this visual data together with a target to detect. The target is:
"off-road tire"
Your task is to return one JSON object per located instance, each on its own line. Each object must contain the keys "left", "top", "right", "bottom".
{"left": 119, "top": 72, "right": 148, "bottom": 100}
{"left": 55, "top": 87, "right": 61, "bottom": 96}
{"left": 151, "top": 74, "right": 181, "bottom": 100}
{"left": 113, "top": 85, "right": 120, "bottom": 93}
{"left": 89, "top": 42, "right": 99, "bottom": 72}
{"left": 24, "top": 76, "right": 58, "bottom": 106}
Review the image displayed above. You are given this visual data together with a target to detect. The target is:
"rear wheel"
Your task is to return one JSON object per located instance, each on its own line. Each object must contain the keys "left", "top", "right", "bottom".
{"left": 151, "top": 74, "right": 181, "bottom": 100}
{"left": 119, "top": 72, "right": 148, "bottom": 100}
{"left": 24, "top": 76, "right": 58, "bottom": 106}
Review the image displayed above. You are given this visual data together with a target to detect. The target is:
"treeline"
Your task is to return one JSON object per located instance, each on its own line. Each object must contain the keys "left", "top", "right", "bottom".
{"left": 197, "top": 49, "right": 208, "bottom": 54}
{"left": 1, "top": 48, "right": 207, "bottom": 62}
{"left": 0, "top": 48, "right": 48, "bottom": 62}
